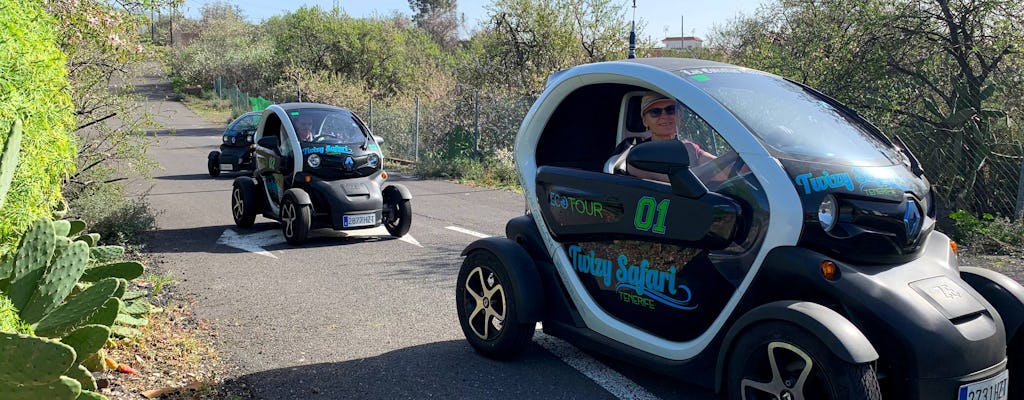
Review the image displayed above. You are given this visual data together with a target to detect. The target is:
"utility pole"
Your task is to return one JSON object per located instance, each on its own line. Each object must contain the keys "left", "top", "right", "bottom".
{"left": 628, "top": 0, "right": 637, "bottom": 59}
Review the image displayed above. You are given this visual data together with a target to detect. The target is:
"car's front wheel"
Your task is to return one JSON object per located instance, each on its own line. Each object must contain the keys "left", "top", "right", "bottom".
{"left": 231, "top": 178, "right": 259, "bottom": 228}
{"left": 281, "top": 192, "right": 311, "bottom": 245}
{"left": 725, "top": 321, "right": 881, "bottom": 400}
{"left": 208, "top": 151, "right": 221, "bottom": 177}
{"left": 456, "top": 250, "right": 534, "bottom": 359}
{"left": 384, "top": 199, "right": 412, "bottom": 237}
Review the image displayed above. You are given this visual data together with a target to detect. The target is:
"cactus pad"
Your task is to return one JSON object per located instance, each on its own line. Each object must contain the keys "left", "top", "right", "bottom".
{"left": 122, "top": 300, "right": 153, "bottom": 315}
{"left": 0, "top": 376, "right": 82, "bottom": 400}
{"left": 33, "top": 278, "right": 119, "bottom": 338}
{"left": 53, "top": 220, "right": 71, "bottom": 237}
{"left": 0, "top": 252, "right": 12, "bottom": 284}
{"left": 20, "top": 241, "right": 89, "bottom": 324}
{"left": 121, "top": 290, "right": 146, "bottom": 301}
{"left": 0, "top": 119, "right": 23, "bottom": 210}
{"left": 81, "top": 261, "right": 144, "bottom": 283}
{"left": 76, "top": 233, "right": 99, "bottom": 248}
{"left": 60, "top": 325, "right": 110, "bottom": 365}
{"left": 84, "top": 297, "right": 121, "bottom": 327}
{"left": 64, "top": 364, "right": 97, "bottom": 392}
{"left": 78, "top": 390, "right": 108, "bottom": 400}
{"left": 0, "top": 332, "right": 75, "bottom": 384}
{"left": 87, "top": 246, "right": 125, "bottom": 264}
{"left": 8, "top": 218, "right": 57, "bottom": 310}
{"left": 110, "top": 325, "right": 142, "bottom": 338}
{"left": 115, "top": 313, "right": 148, "bottom": 327}
{"left": 67, "top": 220, "right": 87, "bottom": 237}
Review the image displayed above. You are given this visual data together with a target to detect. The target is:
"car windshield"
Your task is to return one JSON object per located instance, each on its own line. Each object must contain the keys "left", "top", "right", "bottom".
{"left": 679, "top": 69, "right": 901, "bottom": 166}
{"left": 228, "top": 113, "right": 260, "bottom": 134}
{"left": 287, "top": 108, "right": 368, "bottom": 145}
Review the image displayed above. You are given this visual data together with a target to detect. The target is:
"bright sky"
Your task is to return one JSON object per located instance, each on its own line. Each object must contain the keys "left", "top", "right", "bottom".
{"left": 181, "top": 0, "right": 767, "bottom": 43}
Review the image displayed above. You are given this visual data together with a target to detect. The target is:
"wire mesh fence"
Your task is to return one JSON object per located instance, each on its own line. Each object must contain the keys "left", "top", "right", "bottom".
{"left": 212, "top": 77, "right": 1024, "bottom": 221}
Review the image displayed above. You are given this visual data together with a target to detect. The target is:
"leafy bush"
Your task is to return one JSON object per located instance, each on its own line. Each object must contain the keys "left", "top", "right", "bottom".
{"left": 411, "top": 151, "right": 519, "bottom": 190}
{"left": 65, "top": 182, "right": 159, "bottom": 246}
{"left": 0, "top": 0, "right": 77, "bottom": 248}
{"left": 948, "top": 210, "right": 1024, "bottom": 255}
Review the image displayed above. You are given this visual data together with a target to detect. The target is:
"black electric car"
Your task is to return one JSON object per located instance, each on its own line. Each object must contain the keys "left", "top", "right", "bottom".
{"left": 208, "top": 111, "right": 261, "bottom": 177}
{"left": 229, "top": 103, "right": 412, "bottom": 245}
{"left": 455, "top": 58, "right": 1024, "bottom": 399}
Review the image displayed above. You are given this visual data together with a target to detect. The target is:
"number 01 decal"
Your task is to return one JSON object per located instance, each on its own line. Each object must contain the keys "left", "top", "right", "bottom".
{"left": 634, "top": 196, "right": 669, "bottom": 234}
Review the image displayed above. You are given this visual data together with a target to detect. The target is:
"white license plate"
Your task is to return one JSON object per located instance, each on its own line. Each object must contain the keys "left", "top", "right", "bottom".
{"left": 343, "top": 213, "right": 376, "bottom": 227}
{"left": 959, "top": 369, "right": 1009, "bottom": 400}
{"left": 219, "top": 163, "right": 233, "bottom": 171}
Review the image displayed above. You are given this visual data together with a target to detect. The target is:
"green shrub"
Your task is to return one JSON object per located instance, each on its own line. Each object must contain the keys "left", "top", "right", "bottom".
{"left": 0, "top": 0, "right": 77, "bottom": 248}
{"left": 411, "top": 152, "right": 520, "bottom": 190}
{"left": 0, "top": 294, "right": 32, "bottom": 334}
{"left": 948, "top": 210, "right": 1024, "bottom": 255}
{"left": 66, "top": 182, "right": 159, "bottom": 246}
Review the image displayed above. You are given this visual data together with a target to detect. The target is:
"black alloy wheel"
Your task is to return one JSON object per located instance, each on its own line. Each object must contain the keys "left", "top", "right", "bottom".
{"left": 725, "top": 321, "right": 881, "bottom": 400}
{"left": 281, "top": 192, "right": 311, "bottom": 245}
{"left": 208, "top": 151, "right": 221, "bottom": 177}
{"left": 455, "top": 250, "right": 534, "bottom": 359}
{"left": 231, "top": 178, "right": 258, "bottom": 228}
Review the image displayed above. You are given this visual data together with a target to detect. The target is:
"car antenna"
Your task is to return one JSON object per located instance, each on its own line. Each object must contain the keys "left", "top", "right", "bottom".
{"left": 628, "top": 0, "right": 637, "bottom": 59}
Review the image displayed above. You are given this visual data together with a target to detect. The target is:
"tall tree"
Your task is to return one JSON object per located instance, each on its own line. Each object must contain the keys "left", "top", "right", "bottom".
{"left": 409, "top": 0, "right": 462, "bottom": 51}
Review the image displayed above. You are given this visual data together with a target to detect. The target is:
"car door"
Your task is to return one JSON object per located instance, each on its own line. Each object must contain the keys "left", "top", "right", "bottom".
{"left": 533, "top": 90, "right": 765, "bottom": 342}
{"left": 254, "top": 123, "right": 291, "bottom": 217}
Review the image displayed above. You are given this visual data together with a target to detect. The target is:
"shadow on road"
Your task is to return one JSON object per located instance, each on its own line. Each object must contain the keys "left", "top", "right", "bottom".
{"left": 154, "top": 173, "right": 219, "bottom": 181}
{"left": 143, "top": 223, "right": 404, "bottom": 255}
{"left": 229, "top": 340, "right": 606, "bottom": 400}
{"left": 147, "top": 127, "right": 221, "bottom": 137}
{"left": 134, "top": 82, "right": 178, "bottom": 102}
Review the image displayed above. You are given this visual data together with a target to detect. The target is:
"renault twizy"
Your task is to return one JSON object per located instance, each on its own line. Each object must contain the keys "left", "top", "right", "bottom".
{"left": 455, "top": 58, "right": 1024, "bottom": 399}
{"left": 208, "top": 111, "right": 261, "bottom": 177}
{"left": 230, "top": 103, "right": 412, "bottom": 245}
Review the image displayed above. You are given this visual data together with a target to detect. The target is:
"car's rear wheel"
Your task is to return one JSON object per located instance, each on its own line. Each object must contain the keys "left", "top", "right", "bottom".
{"left": 725, "top": 321, "right": 881, "bottom": 400}
{"left": 281, "top": 192, "right": 311, "bottom": 245}
{"left": 208, "top": 151, "right": 221, "bottom": 177}
{"left": 231, "top": 178, "right": 259, "bottom": 228}
{"left": 456, "top": 250, "right": 534, "bottom": 359}
{"left": 384, "top": 199, "right": 412, "bottom": 237}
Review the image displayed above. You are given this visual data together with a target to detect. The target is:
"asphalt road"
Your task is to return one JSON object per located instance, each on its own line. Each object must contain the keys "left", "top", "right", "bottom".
{"left": 133, "top": 68, "right": 719, "bottom": 400}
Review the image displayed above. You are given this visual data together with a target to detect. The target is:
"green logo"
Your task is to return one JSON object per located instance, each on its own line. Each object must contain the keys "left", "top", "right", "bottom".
{"left": 634, "top": 196, "right": 669, "bottom": 234}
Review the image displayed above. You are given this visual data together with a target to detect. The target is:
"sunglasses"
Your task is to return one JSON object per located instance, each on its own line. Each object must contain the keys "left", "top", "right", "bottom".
{"left": 645, "top": 105, "right": 677, "bottom": 118}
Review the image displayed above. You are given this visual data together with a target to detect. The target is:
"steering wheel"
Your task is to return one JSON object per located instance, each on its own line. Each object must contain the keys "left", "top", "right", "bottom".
{"left": 692, "top": 150, "right": 746, "bottom": 190}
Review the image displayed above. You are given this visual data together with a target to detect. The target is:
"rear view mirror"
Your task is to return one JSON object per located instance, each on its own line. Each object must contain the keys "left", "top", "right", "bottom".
{"left": 626, "top": 140, "right": 707, "bottom": 199}
{"left": 374, "top": 136, "right": 385, "bottom": 146}
{"left": 257, "top": 136, "right": 279, "bottom": 149}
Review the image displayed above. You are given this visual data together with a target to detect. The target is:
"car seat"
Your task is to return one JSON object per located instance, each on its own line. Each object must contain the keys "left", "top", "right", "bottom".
{"left": 604, "top": 94, "right": 650, "bottom": 174}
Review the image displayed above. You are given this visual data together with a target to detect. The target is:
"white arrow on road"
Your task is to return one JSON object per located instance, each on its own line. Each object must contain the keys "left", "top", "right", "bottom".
{"left": 217, "top": 227, "right": 422, "bottom": 258}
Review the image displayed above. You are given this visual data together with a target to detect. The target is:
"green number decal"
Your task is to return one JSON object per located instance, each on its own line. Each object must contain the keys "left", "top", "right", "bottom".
{"left": 634, "top": 197, "right": 669, "bottom": 234}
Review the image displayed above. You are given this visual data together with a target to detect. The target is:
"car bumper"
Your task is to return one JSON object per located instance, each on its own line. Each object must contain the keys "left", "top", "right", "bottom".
{"left": 304, "top": 176, "right": 384, "bottom": 230}
{"left": 216, "top": 146, "right": 254, "bottom": 170}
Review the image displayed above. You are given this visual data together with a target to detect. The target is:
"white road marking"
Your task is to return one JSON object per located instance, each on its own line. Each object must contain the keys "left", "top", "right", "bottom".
{"left": 445, "top": 226, "right": 490, "bottom": 238}
{"left": 344, "top": 226, "right": 422, "bottom": 247}
{"left": 444, "top": 222, "right": 659, "bottom": 400}
{"left": 534, "top": 325, "right": 662, "bottom": 400}
{"left": 216, "top": 229, "right": 283, "bottom": 258}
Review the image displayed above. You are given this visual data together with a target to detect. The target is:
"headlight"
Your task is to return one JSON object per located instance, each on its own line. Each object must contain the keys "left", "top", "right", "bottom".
{"left": 367, "top": 153, "right": 380, "bottom": 168}
{"left": 222, "top": 135, "right": 230, "bottom": 143}
{"left": 307, "top": 154, "right": 321, "bottom": 168}
{"left": 818, "top": 194, "right": 838, "bottom": 231}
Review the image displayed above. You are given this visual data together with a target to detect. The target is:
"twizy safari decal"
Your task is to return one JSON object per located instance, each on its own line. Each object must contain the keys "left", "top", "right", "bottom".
{"left": 303, "top": 145, "right": 354, "bottom": 155}
{"left": 568, "top": 244, "right": 697, "bottom": 311}
{"left": 794, "top": 167, "right": 913, "bottom": 198}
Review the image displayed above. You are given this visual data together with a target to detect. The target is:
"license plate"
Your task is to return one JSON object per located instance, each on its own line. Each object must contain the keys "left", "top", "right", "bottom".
{"left": 343, "top": 213, "right": 376, "bottom": 227}
{"left": 219, "top": 163, "right": 233, "bottom": 171}
{"left": 959, "top": 369, "right": 1009, "bottom": 400}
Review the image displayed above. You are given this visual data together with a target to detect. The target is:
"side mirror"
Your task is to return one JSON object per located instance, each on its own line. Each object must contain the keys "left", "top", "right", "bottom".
{"left": 374, "top": 136, "right": 385, "bottom": 146}
{"left": 626, "top": 140, "right": 708, "bottom": 199}
{"left": 257, "top": 136, "right": 279, "bottom": 149}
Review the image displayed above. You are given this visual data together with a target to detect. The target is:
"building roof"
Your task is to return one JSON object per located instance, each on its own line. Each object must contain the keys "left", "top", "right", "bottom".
{"left": 662, "top": 36, "right": 704, "bottom": 42}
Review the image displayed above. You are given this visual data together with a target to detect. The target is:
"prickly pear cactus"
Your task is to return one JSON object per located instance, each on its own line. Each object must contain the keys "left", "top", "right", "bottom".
{"left": 19, "top": 240, "right": 89, "bottom": 323}
{"left": 0, "top": 119, "right": 23, "bottom": 211}
{"left": 34, "top": 278, "right": 119, "bottom": 338}
{"left": 0, "top": 331, "right": 74, "bottom": 384}
{"left": 81, "top": 261, "right": 143, "bottom": 283}
{"left": 60, "top": 324, "right": 110, "bottom": 365}
{"left": 7, "top": 218, "right": 57, "bottom": 309}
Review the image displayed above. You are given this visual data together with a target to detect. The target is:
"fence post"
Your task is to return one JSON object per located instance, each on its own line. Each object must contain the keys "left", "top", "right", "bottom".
{"left": 474, "top": 90, "right": 480, "bottom": 159}
{"left": 1016, "top": 143, "right": 1024, "bottom": 219}
{"left": 414, "top": 97, "right": 420, "bottom": 162}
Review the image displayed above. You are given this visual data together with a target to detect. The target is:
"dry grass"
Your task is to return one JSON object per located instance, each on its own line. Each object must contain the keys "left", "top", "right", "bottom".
{"left": 181, "top": 95, "right": 233, "bottom": 126}
{"left": 97, "top": 295, "right": 248, "bottom": 400}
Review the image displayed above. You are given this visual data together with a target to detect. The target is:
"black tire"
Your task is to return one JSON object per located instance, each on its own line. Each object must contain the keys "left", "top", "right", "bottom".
{"left": 455, "top": 250, "right": 535, "bottom": 359}
{"left": 208, "top": 151, "right": 221, "bottom": 177}
{"left": 1009, "top": 329, "right": 1023, "bottom": 400}
{"left": 231, "top": 178, "right": 259, "bottom": 228}
{"left": 725, "top": 321, "right": 882, "bottom": 400}
{"left": 384, "top": 199, "right": 412, "bottom": 237}
{"left": 281, "top": 192, "right": 311, "bottom": 245}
